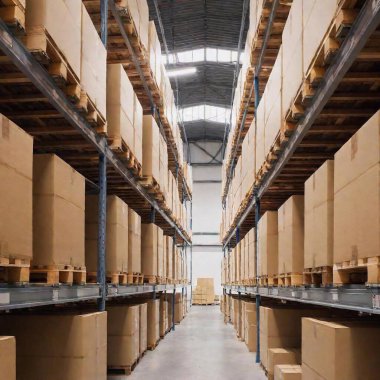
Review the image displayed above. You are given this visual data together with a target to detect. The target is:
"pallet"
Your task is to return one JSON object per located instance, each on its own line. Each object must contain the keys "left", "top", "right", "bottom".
{"left": 108, "top": 357, "right": 139, "bottom": 376}
{"left": 303, "top": 266, "right": 333, "bottom": 287}
{"left": 144, "top": 275, "right": 158, "bottom": 284}
{"left": 147, "top": 339, "right": 160, "bottom": 351}
{"left": 0, "top": 257, "right": 30, "bottom": 283}
{"left": 333, "top": 257, "right": 380, "bottom": 285}
{"left": 110, "top": 138, "right": 143, "bottom": 178}
{"left": 30, "top": 264, "right": 86, "bottom": 285}
{"left": 127, "top": 272, "right": 143, "bottom": 285}
{"left": 0, "top": 0, "right": 25, "bottom": 32}
{"left": 274, "top": 273, "right": 303, "bottom": 287}
{"left": 86, "top": 271, "right": 127, "bottom": 285}
{"left": 139, "top": 175, "right": 165, "bottom": 202}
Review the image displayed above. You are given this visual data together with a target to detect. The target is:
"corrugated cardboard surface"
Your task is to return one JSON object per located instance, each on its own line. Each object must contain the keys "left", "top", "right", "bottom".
{"left": 85, "top": 195, "right": 128, "bottom": 273}
{"left": 157, "top": 227, "right": 164, "bottom": 277}
{"left": 334, "top": 111, "right": 380, "bottom": 262}
{"left": 0, "top": 312, "right": 106, "bottom": 380}
{"left": 147, "top": 299, "right": 159, "bottom": 346}
{"left": 259, "top": 211, "right": 278, "bottom": 276}
{"left": 139, "top": 303, "right": 147, "bottom": 354}
{"left": 133, "top": 94, "right": 143, "bottom": 164}
{"left": 128, "top": 209, "right": 141, "bottom": 273}
{"left": 142, "top": 115, "right": 160, "bottom": 180}
{"left": 267, "top": 348, "right": 301, "bottom": 376}
{"left": 0, "top": 115, "right": 33, "bottom": 260}
{"left": 141, "top": 223, "right": 158, "bottom": 276}
{"left": 274, "top": 364, "right": 302, "bottom": 380}
{"left": 148, "top": 20, "right": 161, "bottom": 85}
{"left": 159, "top": 298, "right": 169, "bottom": 336}
{"left": 33, "top": 154, "right": 85, "bottom": 267}
{"left": 0, "top": 336, "right": 15, "bottom": 380}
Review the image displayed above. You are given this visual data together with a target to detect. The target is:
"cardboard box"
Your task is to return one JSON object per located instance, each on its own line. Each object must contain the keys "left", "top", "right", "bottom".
{"left": 268, "top": 348, "right": 301, "bottom": 379}
{"left": 304, "top": 160, "right": 334, "bottom": 268}
{"left": 334, "top": 111, "right": 380, "bottom": 263}
{"left": 139, "top": 303, "right": 147, "bottom": 354}
{"left": 148, "top": 20, "right": 162, "bottom": 86}
{"left": 0, "top": 336, "right": 15, "bottom": 380}
{"left": 274, "top": 365, "right": 302, "bottom": 380}
{"left": 258, "top": 211, "right": 278, "bottom": 277}
{"left": 141, "top": 223, "right": 158, "bottom": 277}
{"left": 147, "top": 299, "right": 160, "bottom": 347}
{"left": 244, "top": 301, "right": 257, "bottom": 352}
{"left": 133, "top": 94, "right": 143, "bottom": 164}
{"left": 157, "top": 227, "right": 164, "bottom": 278}
{"left": 85, "top": 195, "right": 128, "bottom": 273}
{"left": 108, "top": 305, "right": 139, "bottom": 367}
{"left": 159, "top": 297, "right": 169, "bottom": 337}
{"left": 0, "top": 312, "right": 106, "bottom": 380}
{"left": 33, "top": 154, "right": 85, "bottom": 267}
{"left": 302, "top": 318, "right": 380, "bottom": 380}
{"left": 142, "top": 115, "right": 160, "bottom": 181}
{"left": 0, "top": 115, "right": 33, "bottom": 260}
{"left": 128, "top": 209, "right": 141, "bottom": 273}
{"left": 278, "top": 195, "right": 304, "bottom": 274}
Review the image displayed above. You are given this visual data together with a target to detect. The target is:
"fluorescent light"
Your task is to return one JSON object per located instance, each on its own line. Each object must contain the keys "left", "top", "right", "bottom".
{"left": 167, "top": 67, "right": 197, "bottom": 77}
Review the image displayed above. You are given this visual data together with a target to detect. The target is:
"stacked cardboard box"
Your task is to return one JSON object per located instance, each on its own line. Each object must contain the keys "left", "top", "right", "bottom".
{"left": 128, "top": 209, "right": 141, "bottom": 275}
{"left": 274, "top": 365, "right": 302, "bottom": 380}
{"left": 124, "top": 0, "right": 149, "bottom": 50}
{"left": 244, "top": 301, "right": 257, "bottom": 352}
{"left": 258, "top": 212, "right": 278, "bottom": 278}
{"left": 157, "top": 227, "right": 164, "bottom": 280}
{"left": 192, "top": 278, "right": 215, "bottom": 305}
{"left": 147, "top": 20, "right": 161, "bottom": 87}
{"left": 142, "top": 115, "right": 160, "bottom": 183}
{"left": 174, "top": 293, "right": 184, "bottom": 323}
{"left": 159, "top": 296, "right": 169, "bottom": 337}
{"left": 139, "top": 303, "right": 147, "bottom": 355}
{"left": 147, "top": 299, "right": 160, "bottom": 348}
{"left": 0, "top": 336, "right": 15, "bottom": 380}
{"left": 268, "top": 348, "right": 301, "bottom": 380}
{"left": 141, "top": 223, "right": 158, "bottom": 279}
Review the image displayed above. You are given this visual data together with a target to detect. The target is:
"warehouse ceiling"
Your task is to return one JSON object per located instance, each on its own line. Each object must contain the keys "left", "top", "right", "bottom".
{"left": 147, "top": 0, "right": 249, "bottom": 142}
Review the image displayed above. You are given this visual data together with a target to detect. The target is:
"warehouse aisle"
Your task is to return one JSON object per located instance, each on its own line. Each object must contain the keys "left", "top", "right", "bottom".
{"left": 115, "top": 305, "right": 266, "bottom": 380}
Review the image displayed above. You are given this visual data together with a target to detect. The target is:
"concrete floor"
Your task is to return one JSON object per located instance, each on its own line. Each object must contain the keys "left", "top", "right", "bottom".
{"left": 109, "top": 305, "right": 266, "bottom": 380}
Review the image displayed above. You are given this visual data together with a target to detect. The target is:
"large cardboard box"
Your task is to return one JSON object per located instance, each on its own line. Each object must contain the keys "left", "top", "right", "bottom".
{"left": 108, "top": 305, "right": 139, "bottom": 368}
{"left": 258, "top": 211, "right": 278, "bottom": 277}
{"left": 133, "top": 94, "right": 143, "bottom": 165}
{"left": 141, "top": 223, "right": 158, "bottom": 277}
{"left": 166, "top": 236, "right": 173, "bottom": 280}
{"left": 0, "top": 336, "right": 15, "bottom": 380}
{"left": 334, "top": 111, "right": 380, "bottom": 263}
{"left": 81, "top": 4, "right": 107, "bottom": 118}
{"left": 159, "top": 297, "right": 169, "bottom": 337}
{"left": 274, "top": 365, "right": 302, "bottom": 380}
{"left": 0, "top": 115, "right": 33, "bottom": 261}
{"left": 174, "top": 293, "right": 183, "bottom": 323}
{"left": 139, "top": 303, "right": 147, "bottom": 354}
{"left": 247, "top": 228, "right": 255, "bottom": 279}
{"left": 268, "top": 348, "right": 301, "bottom": 380}
{"left": 85, "top": 195, "right": 128, "bottom": 273}
{"left": 148, "top": 20, "right": 162, "bottom": 86}
{"left": 302, "top": 318, "right": 380, "bottom": 380}
{"left": 244, "top": 301, "right": 257, "bottom": 352}
{"left": 0, "top": 312, "right": 106, "bottom": 380}
{"left": 33, "top": 154, "right": 85, "bottom": 267}
{"left": 142, "top": 115, "right": 160, "bottom": 181}
{"left": 157, "top": 227, "right": 164, "bottom": 278}
{"left": 25, "top": 0, "right": 82, "bottom": 79}
{"left": 128, "top": 209, "right": 141, "bottom": 273}
{"left": 304, "top": 160, "right": 334, "bottom": 269}
{"left": 147, "top": 299, "right": 159, "bottom": 347}
{"left": 278, "top": 196, "right": 304, "bottom": 274}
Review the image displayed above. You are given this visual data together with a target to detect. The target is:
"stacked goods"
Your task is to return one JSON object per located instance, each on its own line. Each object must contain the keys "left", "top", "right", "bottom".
{"left": 147, "top": 21, "right": 162, "bottom": 87}
{"left": 0, "top": 0, "right": 25, "bottom": 31}
{"left": 157, "top": 227, "right": 164, "bottom": 281}
{"left": 33, "top": 154, "right": 85, "bottom": 284}
{"left": 159, "top": 296, "right": 169, "bottom": 337}
{"left": 147, "top": 299, "right": 160, "bottom": 349}
{"left": 247, "top": 228, "right": 255, "bottom": 282}
{"left": 0, "top": 336, "right": 15, "bottom": 380}
{"left": 124, "top": 0, "right": 149, "bottom": 50}
{"left": 0, "top": 312, "right": 106, "bottom": 380}
{"left": 166, "top": 236, "right": 173, "bottom": 282}
{"left": 139, "top": 303, "right": 148, "bottom": 355}
{"left": 268, "top": 348, "right": 301, "bottom": 380}
{"left": 192, "top": 278, "right": 215, "bottom": 305}
{"left": 174, "top": 293, "right": 184, "bottom": 323}
{"left": 85, "top": 195, "right": 128, "bottom": 281}
{"left": 183, "top": 162, "right": 193, "bottom": 194}
{"left": 244, "top": 302, "right": 257, "bottom": 352}
{"left": 233, "top": 298, "right": 242, "bottom": 339}
{"left": 241, "top": 120, "right": 256, "bottom": 198}
{"left": 142, "top": 115, "right": 160, "bottom": 185}
{"left": 304, "top": 160, "right": 334, "bottom": 284}
{"left": 302, "top": 318, "right": 380, "bottom": 380}
{"left": 107, "top": 64, "right": 143, "bottom": 165}
{"left": 141, "top": 223, "right": 158, "bottom": 282}
{"left": 278, "top": 195, "right": 304, "bottom": 285}
{"left": 274, "top": 365, "right": 302, "bottom": 380}
{"left": 81, "top": 3, "right": 106, "bottom": 120}
{"left": 333, "top": 111, "right": 380, "bottom": 285}
{"left": 240, "top": 237, "right": 246, "bottom": 284}
{"left": 162, "top": 235, "right": 167, "bottom": 281}
{"left": 128, "top": 209, "right": 141, "bottom": 277}
{"left": 0, "top": 114, "right": 32, "bottom": 282}
{"left": 258, "top": 212, "right": 278, "bottom": 283}
{"left": 159, "top": 133, "right": 169, "bottom": 201}
{"left": 107, "top": 305, "right": 139, "bottom": 371}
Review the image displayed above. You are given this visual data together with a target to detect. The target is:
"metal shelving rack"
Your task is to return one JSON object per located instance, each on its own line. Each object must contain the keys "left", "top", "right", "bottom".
{"left": 221, "top": 0, "right": 380, "bottom": 363}
{"left": 0, "top": 0, "right": 192, "bottom": 322}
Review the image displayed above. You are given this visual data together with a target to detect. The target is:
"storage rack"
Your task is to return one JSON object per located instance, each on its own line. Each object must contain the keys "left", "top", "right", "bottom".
{"left": 0, "top": 0, "right": 192, "bottom": 322}
{"left": 221, "top": 0, "right": 380, "bottom": 362}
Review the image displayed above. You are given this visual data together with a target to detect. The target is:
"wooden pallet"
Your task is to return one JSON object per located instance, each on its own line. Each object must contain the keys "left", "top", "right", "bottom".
{"left": 0, "top": 0, "right": 25, "bottom": 33}
{"left": 127, "top": 272, "right": 143, "bottom": 285}
{"left": 0, "top": 257, "right": 30, "bottom": 283}
{"left": 303, "top": 266, "right": 333, "bottom": 287}
{"left": 144, "top": 275, "right": 158, "bottom": 284}
{"left": 30, "top": 264, "right": 86, "bottom": 285}
{"left": 86, "top": 271, "right": 128, "bottom": 285}
{"left": 110, "top": 138, "right": 143, "bottom": 178}
{"left": 139, "top": 175, "right": 165, "bottom": 202}
{"left": 147, "top": 339, "right": 160, "bottom": 351}
{"left": 274, "top": 273, "right": 303, "bottom": 287}
{"left": 333, "top": 257, "right": 380, "bottom": 285}
{"left": 108, "top": 357, "right": 139, "bottom": 376}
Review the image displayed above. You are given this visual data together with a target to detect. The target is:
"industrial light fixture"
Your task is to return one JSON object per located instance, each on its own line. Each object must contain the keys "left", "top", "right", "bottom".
{"left": 167, "top": 67, "right": 197, "bottom": 77}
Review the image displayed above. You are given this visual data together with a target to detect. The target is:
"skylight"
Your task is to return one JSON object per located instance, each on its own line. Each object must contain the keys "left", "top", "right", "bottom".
{"left": 181, "top": 105, "right": 231, "bottom": 123}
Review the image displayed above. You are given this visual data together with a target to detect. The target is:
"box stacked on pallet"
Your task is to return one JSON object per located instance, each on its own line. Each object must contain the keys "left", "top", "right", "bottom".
{"left": 159, "top": 295, "right": 169, "bottom": 337}
{"left": 128, "top": 209, "right": 141, "bottom": 282}
{"left": 0, "top": 114, "right": 32, "bottom": 283}
{"left": 157, "top": 227, "right": 164, "bottom": 282}
{"left": 0, "top": 0, "right": 26, "bottom": 31}
{"left": 85, "top": 195, "right": 128, "bottom": 284}
{"left": 192, "top": 278, "right": 215, "bottom": 305}
{"left": 268, "top": 348, "right": 301, "bottom": 380}
{"left": 232, "top": 298, "right": 242, "bottom": 339}
{"left": 139, "top": 303, "right": 148, "bottom": 356}
{"left": 0, "top": 312, "right": 106, "bottom": 380}
{"left": 0, "top": 336, "right": 15, "bottom": 380}
{"left": 274, "top": 365, "right": 302, "bottom": 380}
{"left": 166, "top": 236, "right": 173, "bottom": 283}
{"left": 141, "top": 223, "right": 158, "bottom": 283}
{"left": 33, "top": 154, "right": 85, "bottom": 285}
{"left": 174, "top": 293, "right": 184, "bottom": 324}
{"left": 147, "top": 299, "right": 160, "bottom": 349}
{"left": 244, "top": 301, "right": 257, "bottom": 352}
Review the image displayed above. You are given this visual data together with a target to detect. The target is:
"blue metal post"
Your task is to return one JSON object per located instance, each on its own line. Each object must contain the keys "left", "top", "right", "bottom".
{"left": 255, "top": 194, "right": 261, "bottom": 363}
{"left": 172, "top": 288, "right": 176, "bottom": 331}
{"left": 97, "top": 152, "right": 107, "bottom": 311}
{"left": 100, "top": 0, "right": 108, "bottom": 46}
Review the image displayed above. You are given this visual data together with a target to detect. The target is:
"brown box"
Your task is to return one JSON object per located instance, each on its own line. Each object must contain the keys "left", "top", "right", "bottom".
{"left": 0, "top": 336, "right": 15, "bottom": 380}
{"left": 258, "top": 211, "right": 278, "bottom": 277}
{"left": 166, "top": 236, "right": 173, "bottom": 280}
{"left": 108, "top": 305, "right": 139, "bottom": 368}
{"left": 274, "top": 365, "right": 302, "bottom": 380}
{"left": 174, "top": 293, "right": 183, "bottom": 323}
{"left": 334, "top": 111, "right": 380, "bottom": 263}
{"left": 128, "top": 209, "right": 141, "bottom": 273}
{"left": 139, "top": 303, "right": 147, "bottom": 354}
{"left": 247, "top": 228, "right": 255, "bottom": 279}
{"left": 147, "top": 299, "right": 160, "bottom": 347}
{"left": 278, "top": 196, "right": 304, "bottom": 274}
{"left": 85, "top": 195, "right": 128, "bottom": 273}
{"left": 268, "top": 348, "right": 301, "bottom": 379}
{"left": 159, "top": 297, "right": 169, "bottom": 337}
{"left": 33, "top": 154, "right": 85, "bottom": 267}
{"left": 302, "top": 318, "right": 380, "bottom": 380}
{"left": 0, "top": 115, "right": 33, "bottom": 261}
{"left": 157, "top": 227, "right": 164, "bottom": 278}
{"left": 141, "top": 223, "right": 158, "bottom": 277}
{"left": 244, "top": 302, "right": 257, "bottom": 352}
{"left": 148, "top": 20, "right": 162, "bottom": 86}
{"left": 142, "top": 115, "right": 160, "bottom": 181}
{"left": 0, "top": 312, "right": 106, "bottom": 380}
{"left": 304, "top": 160, "right": 334, "bottom": 269}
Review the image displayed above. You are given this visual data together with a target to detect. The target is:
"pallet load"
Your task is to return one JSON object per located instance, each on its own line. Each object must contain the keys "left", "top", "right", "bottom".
{"left": 128, "top": 209, "right": 142, "bottom": 284}
{"left": 268, "top": 348, "right": 301, "bottom": 380}
{"left": 147, "top": 299, "right": 160, "bottom": 350}
{"left": 0, "top": 114, "right": 32, "bottom": 283}
{"left": 107, "top": 305, "right": 140, "bottom": 376}
{"left": 232, "top": 298, "right": 242, "bottom": 339}
{"left": 333, "top": 110, "right": 380, "bottom": 285}
{"left": 0, "top": 312, "right": 106, "bottom": 380}
{"left": 166, "top": 236, "right": 173, "bottom": 283}
{"left": 139, "top": 303, "right": 148, "bottom": 356}
{"left": 302, "top": 318, "right": 380, "bottom": 380}
{"left": 174, "top": 293, "right": 184, "bottom": 324}
{"left": 274, "top": 365, "right": 302, "bottom": 380}
{"left": 147, "top": 20, "right": 162, "bottom": 88}
{"left": 244, "top": 301, "right": 256, "bottom": 352}
{"left": 124, "top": 0, "right": 149, "bottom": 51}
{"left": 157, "top": 227, "right": 164, "bottom": 282}
{"left": 159, "top": 296, "right": 169, "bottom": 338}
{"left": 277, "top": 195, "right": 304, "bottom": 286}
{"left": 304, "top": 160, "right": 334, "bottom": 286}
{"left": 141, "top": 223, "right": 158, "bottom": 284}
{"left": 33, "top": 154, "right": 85, "bottom": 285}
{"left": 0, "top": 0, "right": 25, "bottom": 32}
{"left": 159, "top": 133, "right": 169, "bottom": 202}
{"left": 85, "top": 195, "right": 128, "bottom": 285}
{"left": 192, "top": 278, "right": 215, "bottom": 305}
{"left": 0, "top": 336, "right": 15, "bottom": 380}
